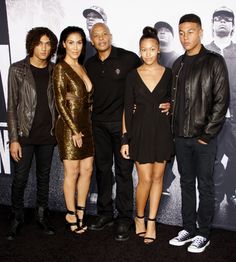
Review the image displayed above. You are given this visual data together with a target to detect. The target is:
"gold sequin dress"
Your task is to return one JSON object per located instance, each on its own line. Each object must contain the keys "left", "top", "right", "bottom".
{"left": 53, "top": 61, "right": 94, "bottom": 160}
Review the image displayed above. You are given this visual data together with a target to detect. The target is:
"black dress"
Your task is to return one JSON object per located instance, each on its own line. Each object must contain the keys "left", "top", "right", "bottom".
{"left": 124, "top": 68, "right": 174, "bottom": 164}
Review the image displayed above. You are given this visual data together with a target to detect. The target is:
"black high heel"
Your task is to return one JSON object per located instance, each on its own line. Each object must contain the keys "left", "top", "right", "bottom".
{"left": 76, "top": 206, "right": 87, "bottom": 233}
{"left": 144, "top": 218, "right": 156, "bottom": 244}
{"left": 135, "top": 215, "right": 146, "bottom": 237}
{"left": 65, "top": 210, "right": 80, "bottom": 234}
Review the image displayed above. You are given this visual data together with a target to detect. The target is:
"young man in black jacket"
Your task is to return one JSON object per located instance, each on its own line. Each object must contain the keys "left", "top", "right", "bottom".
{"left": 169, "top": 14, "right": 229, "bottom": 253}
{"left": 7, "top": 27, "right": 58, "bottom": 240}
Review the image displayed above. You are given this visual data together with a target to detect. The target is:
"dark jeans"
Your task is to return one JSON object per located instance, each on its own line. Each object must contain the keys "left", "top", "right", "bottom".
{"left": 11, "top": 144, "right": 54, "bottom": 220}
{"left": 92, "top": 121, "right": 134, "bottom": 220}
{"left": 175, "top": 137, "right": 217, "bottom": 238}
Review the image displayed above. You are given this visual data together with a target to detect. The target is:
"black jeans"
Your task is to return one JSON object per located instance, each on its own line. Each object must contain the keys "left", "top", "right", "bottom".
{"left": 92, "top": 121, "right": 134, "bottom": 220}
{"left": 175, "top": 137, "right": 217, "bottom": 238}
{"left": 11, "top": 144, "right": 54, "bottom": 220}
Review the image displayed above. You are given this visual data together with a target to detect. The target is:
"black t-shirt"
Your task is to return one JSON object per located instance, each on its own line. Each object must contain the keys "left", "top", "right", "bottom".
{"left": 85, "top": 46, "right": 141, "bottom": 122}
{"left": 174, "top": 53, "right": 199, "bottom": 137}
{"left": 19, "top": 65, "right": 56, "bottom": 145}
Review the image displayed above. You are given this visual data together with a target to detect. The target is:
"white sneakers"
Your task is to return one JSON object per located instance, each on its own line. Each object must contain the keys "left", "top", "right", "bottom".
{"left": 169, "top": 230, "right": 194, "bottom": 246}
{"left": 169, "top": 230, "right": 210, "bottom": 253}
{"left": 187, "top": 236, "right": 210, "bottom": 253}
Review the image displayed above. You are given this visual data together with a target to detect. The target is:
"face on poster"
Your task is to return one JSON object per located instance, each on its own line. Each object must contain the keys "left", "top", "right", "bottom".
{"left": 5, "top": 0, "right": 236, "bottom": 62}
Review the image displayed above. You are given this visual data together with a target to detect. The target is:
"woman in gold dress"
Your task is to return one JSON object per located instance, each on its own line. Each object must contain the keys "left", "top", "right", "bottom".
{"left": 53, "top": 26, "right": 94, "bottom": 234}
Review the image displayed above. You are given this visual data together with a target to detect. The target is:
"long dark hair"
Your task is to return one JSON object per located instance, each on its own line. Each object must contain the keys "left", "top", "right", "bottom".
{"left": 139, "top": 26, "right": 159, "bottom": 46}
{"left": 56, "top": 26, "right": 86, "bottom": 64}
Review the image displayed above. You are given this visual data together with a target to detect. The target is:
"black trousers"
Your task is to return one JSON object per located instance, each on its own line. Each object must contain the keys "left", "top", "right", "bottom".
{"left": 175, "top": 137, "right": 217, "bottom": 238}
{"left": 11, "top": 144, "right": 54, "bottom": 220}
{"left": 92, "top": 121, "right": 134, "bottom": 220}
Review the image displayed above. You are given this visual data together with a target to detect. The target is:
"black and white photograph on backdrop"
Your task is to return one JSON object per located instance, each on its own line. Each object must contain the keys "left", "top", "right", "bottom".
{"left": 0, "top": 0, "right": 236, "bottom": 261}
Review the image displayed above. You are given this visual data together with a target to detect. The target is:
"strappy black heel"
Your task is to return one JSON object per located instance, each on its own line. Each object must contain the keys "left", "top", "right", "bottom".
{"left": 76, "top": 206, "right": 87, "bottom": 233}
{"left": 65, "top": 210, "right": 80, "bottom": 233}
{"left": 135, "top": 215, "right": 146, "bottom": 237}
{"left": 144, "top": 218, "right": 156, "bottom": 244}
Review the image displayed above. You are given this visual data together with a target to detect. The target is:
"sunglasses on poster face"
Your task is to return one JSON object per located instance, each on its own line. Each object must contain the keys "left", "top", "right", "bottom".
{"left": 213, "top": 15, "right": 233, "bottom": 22}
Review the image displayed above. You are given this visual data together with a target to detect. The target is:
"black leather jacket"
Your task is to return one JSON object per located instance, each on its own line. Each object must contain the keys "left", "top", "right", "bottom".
{"left": 171, "top": 46, "right": 229, "bottom": 143}
{"left": 7, "top": 56, "right": 56, "bottom": 143}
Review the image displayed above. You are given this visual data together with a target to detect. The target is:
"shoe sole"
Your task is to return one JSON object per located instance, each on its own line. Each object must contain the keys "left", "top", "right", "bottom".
{"left": 169, "top": 238, "right": 194, "bottom": 246}
{"left": 162, "top": 192, "right": 170, "bottom": 196}
{"left": 187, "top": 241, "right": 210, "bottom": 253}
{"left": 114, "top": 235, "right": 129, "bottom": 241}
{"left": 88, "top": 221, "right": 114, "bottom": 231}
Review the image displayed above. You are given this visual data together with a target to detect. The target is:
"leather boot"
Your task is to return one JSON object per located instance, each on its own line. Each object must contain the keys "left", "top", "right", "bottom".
{"left": 6, "top": 217, "right": 23, "bottom": 240}
{"left": 35, "top": 207, "right": 55, "bottom": 235}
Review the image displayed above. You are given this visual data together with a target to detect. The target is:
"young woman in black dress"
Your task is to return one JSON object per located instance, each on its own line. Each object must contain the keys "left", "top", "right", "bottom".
{"left": 121, "top": 27, "right": 173, "bottom": 244}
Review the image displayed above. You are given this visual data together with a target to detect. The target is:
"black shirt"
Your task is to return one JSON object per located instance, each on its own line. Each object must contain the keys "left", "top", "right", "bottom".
{"left": 85, "top": 46, "right": 141, "bottom": 122}
{"left": 19, "top": 65, "right": 56, "bottom": 145}
{"left": 174, "top": 53, "right": 199, "bottom": 137}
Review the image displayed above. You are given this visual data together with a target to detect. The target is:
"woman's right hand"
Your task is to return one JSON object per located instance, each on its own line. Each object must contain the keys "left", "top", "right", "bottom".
{"left": 72, "top": 132, "right": 84, "bottom": 148}
{"left": 120, "top": 144, "right": 130, "bottom": 159}
{"left": 159, "top": 102, "right": 170, "bottom": 115}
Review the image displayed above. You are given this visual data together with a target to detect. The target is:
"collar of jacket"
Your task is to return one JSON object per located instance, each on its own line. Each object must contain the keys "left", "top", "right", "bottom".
{"left": 23, "top": 55, "right": 54, "bottom": 71}
{"left": 181, "top": 44, "right": 208, "bottom": 62}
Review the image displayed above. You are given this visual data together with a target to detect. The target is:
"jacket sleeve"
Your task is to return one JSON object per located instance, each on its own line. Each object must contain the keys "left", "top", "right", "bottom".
{"left": 53, "top": 63, "right": 80, "bottom": 135}
{"left": 200, "top": 56, "right": 230, "bottom": 143}
{"left": 124, "top": 73, "right": 135, "bottom": 142}
{"left": 166, "top": 68, "right": 172, "bottom": 102}
{"left": 7, "top": 65, "right": 19, "bottom": 143}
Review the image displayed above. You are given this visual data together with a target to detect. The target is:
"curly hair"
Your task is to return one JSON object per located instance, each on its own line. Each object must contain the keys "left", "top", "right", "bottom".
{"left": 26, "top": 27, "right": 58, "bottom": 61}
{"left": 56, "top": 26, "right": 86, "bottom": 65}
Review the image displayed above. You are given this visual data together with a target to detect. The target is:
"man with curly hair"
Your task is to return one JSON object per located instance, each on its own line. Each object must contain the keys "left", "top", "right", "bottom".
{"left": 6, "top": 27, "right": 58, "bottom": 240}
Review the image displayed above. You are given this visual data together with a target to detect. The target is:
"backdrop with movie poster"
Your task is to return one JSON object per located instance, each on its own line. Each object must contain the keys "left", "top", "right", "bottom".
{"left": 0, "top": 0, "right": 236, "bottom": 231}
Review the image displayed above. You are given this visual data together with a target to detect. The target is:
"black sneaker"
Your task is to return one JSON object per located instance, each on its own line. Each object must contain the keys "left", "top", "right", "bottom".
{"left": 187, "top": 235, "right": 210, "bottom": 253}
{"left": 169, "top": 229, "right": 194, "bottom": 246}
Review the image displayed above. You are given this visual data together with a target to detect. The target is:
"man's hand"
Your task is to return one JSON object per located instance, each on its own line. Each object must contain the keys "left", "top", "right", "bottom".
{"left": 10, "top": 142, "right": 22, "bottom": 162}
{"left": 120, "top": 144, "right": 130, "bottom": 159}
{"left": 159, "top": 102, "right": 170, "bottom": 115}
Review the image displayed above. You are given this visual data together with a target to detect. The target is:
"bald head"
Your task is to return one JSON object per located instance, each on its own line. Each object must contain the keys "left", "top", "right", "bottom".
{"left": 90, "top": 23, "right": 111, "bottom": 38}
{"left": 89, "top": 23, "right": 112, "bottom": 57}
